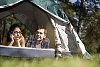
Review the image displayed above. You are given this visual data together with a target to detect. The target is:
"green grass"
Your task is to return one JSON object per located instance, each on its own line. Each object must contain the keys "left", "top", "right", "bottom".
{"left": 0, "top": 54, "right": 100, "bottom": 67}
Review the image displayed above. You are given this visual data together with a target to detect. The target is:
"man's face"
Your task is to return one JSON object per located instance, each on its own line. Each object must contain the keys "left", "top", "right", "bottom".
{"left": 35, "top": 29, "right": 46, "bottom": 41}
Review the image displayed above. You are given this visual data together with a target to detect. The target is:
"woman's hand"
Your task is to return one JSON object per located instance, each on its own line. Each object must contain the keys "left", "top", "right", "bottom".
{"left": 10, "top": 34, "right": 14, "bottom": 43}
{"left": 8, "top": 34, "right": 14, "bottom": 46}
{"left": 17, "top": 34, "right": 25, "bottom": 47}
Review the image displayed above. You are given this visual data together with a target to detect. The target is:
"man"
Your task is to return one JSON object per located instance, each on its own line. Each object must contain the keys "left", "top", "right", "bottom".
{"left": 25, "top": 26, "right": 50, "bottom": 48}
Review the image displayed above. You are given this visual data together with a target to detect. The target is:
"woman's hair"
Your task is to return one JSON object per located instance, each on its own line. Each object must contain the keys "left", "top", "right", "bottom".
{"left": 7, "top": 24, "right": 21, "bottom": 42}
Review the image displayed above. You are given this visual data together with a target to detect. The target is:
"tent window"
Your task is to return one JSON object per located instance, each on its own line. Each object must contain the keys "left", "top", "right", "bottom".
{"left": 0, "top": 15, "right": 31, "bottom": 45}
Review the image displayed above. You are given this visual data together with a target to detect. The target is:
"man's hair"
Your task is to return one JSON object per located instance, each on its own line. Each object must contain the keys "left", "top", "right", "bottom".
{"left": 36, "top": 26, "right": 47, "bottom": 35}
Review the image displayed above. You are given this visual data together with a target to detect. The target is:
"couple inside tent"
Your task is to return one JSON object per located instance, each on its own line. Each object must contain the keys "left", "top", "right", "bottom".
{"left": 5, "top": 23, "right": 72, "bottom": 58}
{"left": 0, "top": 0, "right": 91, "bottom": 59}
{"left": 6, "top": 23, "right": 50, "bottom": 49}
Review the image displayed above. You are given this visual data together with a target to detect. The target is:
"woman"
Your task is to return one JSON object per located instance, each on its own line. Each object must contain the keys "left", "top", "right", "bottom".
{"left": 6, "top": 24, "right": 25, "bottom": 47}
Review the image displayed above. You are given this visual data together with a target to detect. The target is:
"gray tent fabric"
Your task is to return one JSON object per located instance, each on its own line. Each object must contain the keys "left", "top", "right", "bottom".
{"left": 0, "top": 0, "right": 91, "bottom": 59}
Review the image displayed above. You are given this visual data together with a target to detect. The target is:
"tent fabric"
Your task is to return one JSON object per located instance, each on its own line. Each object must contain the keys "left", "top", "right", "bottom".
{"left": 0, "top": 0, "right": 91, "bottom": 58}
{"left": 0, "top": 0, "right": 23, "bottom": 8}
{"left": 49, "top": 17, "right": 79, "bottom": 53}
{"left": 0, "top": 0, "right": 20, "bottom": 5}
{"left": 0, "top": 0, "right": 68, "bottom": 21}
{"left": 31, "top": 0, "right": 68, "bottom": 20}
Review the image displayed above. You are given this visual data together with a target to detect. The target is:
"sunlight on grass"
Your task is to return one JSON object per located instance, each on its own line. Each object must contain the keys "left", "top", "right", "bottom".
{"left": 0, "top": 54, "right": 100, "bottom": 67}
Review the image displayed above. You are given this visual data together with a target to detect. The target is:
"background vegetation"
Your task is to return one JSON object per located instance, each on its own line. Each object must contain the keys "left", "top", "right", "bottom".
{"left": 0, "top": 15, "right": 31, "bottom": 45}
{"left": 59, "top": 0, "right": 100, "bottom": 54}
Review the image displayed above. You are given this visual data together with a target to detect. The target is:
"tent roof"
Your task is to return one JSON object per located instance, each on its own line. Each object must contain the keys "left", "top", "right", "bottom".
{"left": 0, "top": 0, "right": 69, "bottom": 22}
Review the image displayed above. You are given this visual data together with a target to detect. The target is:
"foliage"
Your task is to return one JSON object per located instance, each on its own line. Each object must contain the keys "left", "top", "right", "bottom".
{"left": 59, "top": 0, "right": 100, "bottom": 53}
{"left": 0, "top": 15, "right": 31, "bottom": 44}
{"left": 82, "top": 14, "right": 100, "bottom": 53}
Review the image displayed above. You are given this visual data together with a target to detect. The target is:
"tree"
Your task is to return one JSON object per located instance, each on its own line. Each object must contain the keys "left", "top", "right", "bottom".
{"left": 59, "top": 0, "right": 100, "bottom": 53}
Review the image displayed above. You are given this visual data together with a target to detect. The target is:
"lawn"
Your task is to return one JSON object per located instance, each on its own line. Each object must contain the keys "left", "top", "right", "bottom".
{"left": 0, "top": 54, "right": 100, "bottom": 67}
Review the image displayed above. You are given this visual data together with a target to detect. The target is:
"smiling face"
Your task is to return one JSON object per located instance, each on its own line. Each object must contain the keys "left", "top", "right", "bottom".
{"left": 35, "top": 29, "right": 46, "bottom": 42}
{"left": 12, "top": 27, "right": 22, "bottom": 40}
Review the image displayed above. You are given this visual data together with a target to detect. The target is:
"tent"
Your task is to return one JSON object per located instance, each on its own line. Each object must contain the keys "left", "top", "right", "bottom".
{"left": 0, "top": 0, "right": 91, "bottom": 59}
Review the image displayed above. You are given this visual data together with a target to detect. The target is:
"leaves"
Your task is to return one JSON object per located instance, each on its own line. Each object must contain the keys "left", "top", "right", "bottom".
{"left": 59, "top": 0, "right": 100, "bottom": 53}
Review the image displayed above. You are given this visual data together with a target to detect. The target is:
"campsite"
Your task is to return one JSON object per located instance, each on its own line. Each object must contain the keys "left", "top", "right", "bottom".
{"left": 0, "top": 0, "right": 100, "bottom": 67}
{"left": 0, "top": 0, "right": 90, "bottom": 58}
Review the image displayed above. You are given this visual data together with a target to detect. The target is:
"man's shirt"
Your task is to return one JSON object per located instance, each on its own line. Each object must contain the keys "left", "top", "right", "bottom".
{"left": 25, "top": 35, "right": 50, "bottom": 48}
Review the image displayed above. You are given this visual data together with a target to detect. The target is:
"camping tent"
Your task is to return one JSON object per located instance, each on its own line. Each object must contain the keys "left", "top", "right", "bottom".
{"left": 0, "top": 0, "right": 91, "bottom": 59}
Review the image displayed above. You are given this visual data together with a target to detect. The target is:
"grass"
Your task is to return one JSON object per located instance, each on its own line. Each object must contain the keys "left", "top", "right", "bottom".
{"left": 0, "top": 54, "right": 100, "bottom": 67}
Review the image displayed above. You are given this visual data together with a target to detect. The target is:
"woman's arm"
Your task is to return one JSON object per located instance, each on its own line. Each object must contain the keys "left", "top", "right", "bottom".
{"left": 7, "top": 34, "right": 14, "bottom": 46}
{"left": 7, "top": 41, "right": 14, "bottom": 46}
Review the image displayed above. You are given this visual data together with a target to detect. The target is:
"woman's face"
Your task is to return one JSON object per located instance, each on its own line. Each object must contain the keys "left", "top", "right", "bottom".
{"left": 12, "top": 27, "right": 22, "bottom": 40}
